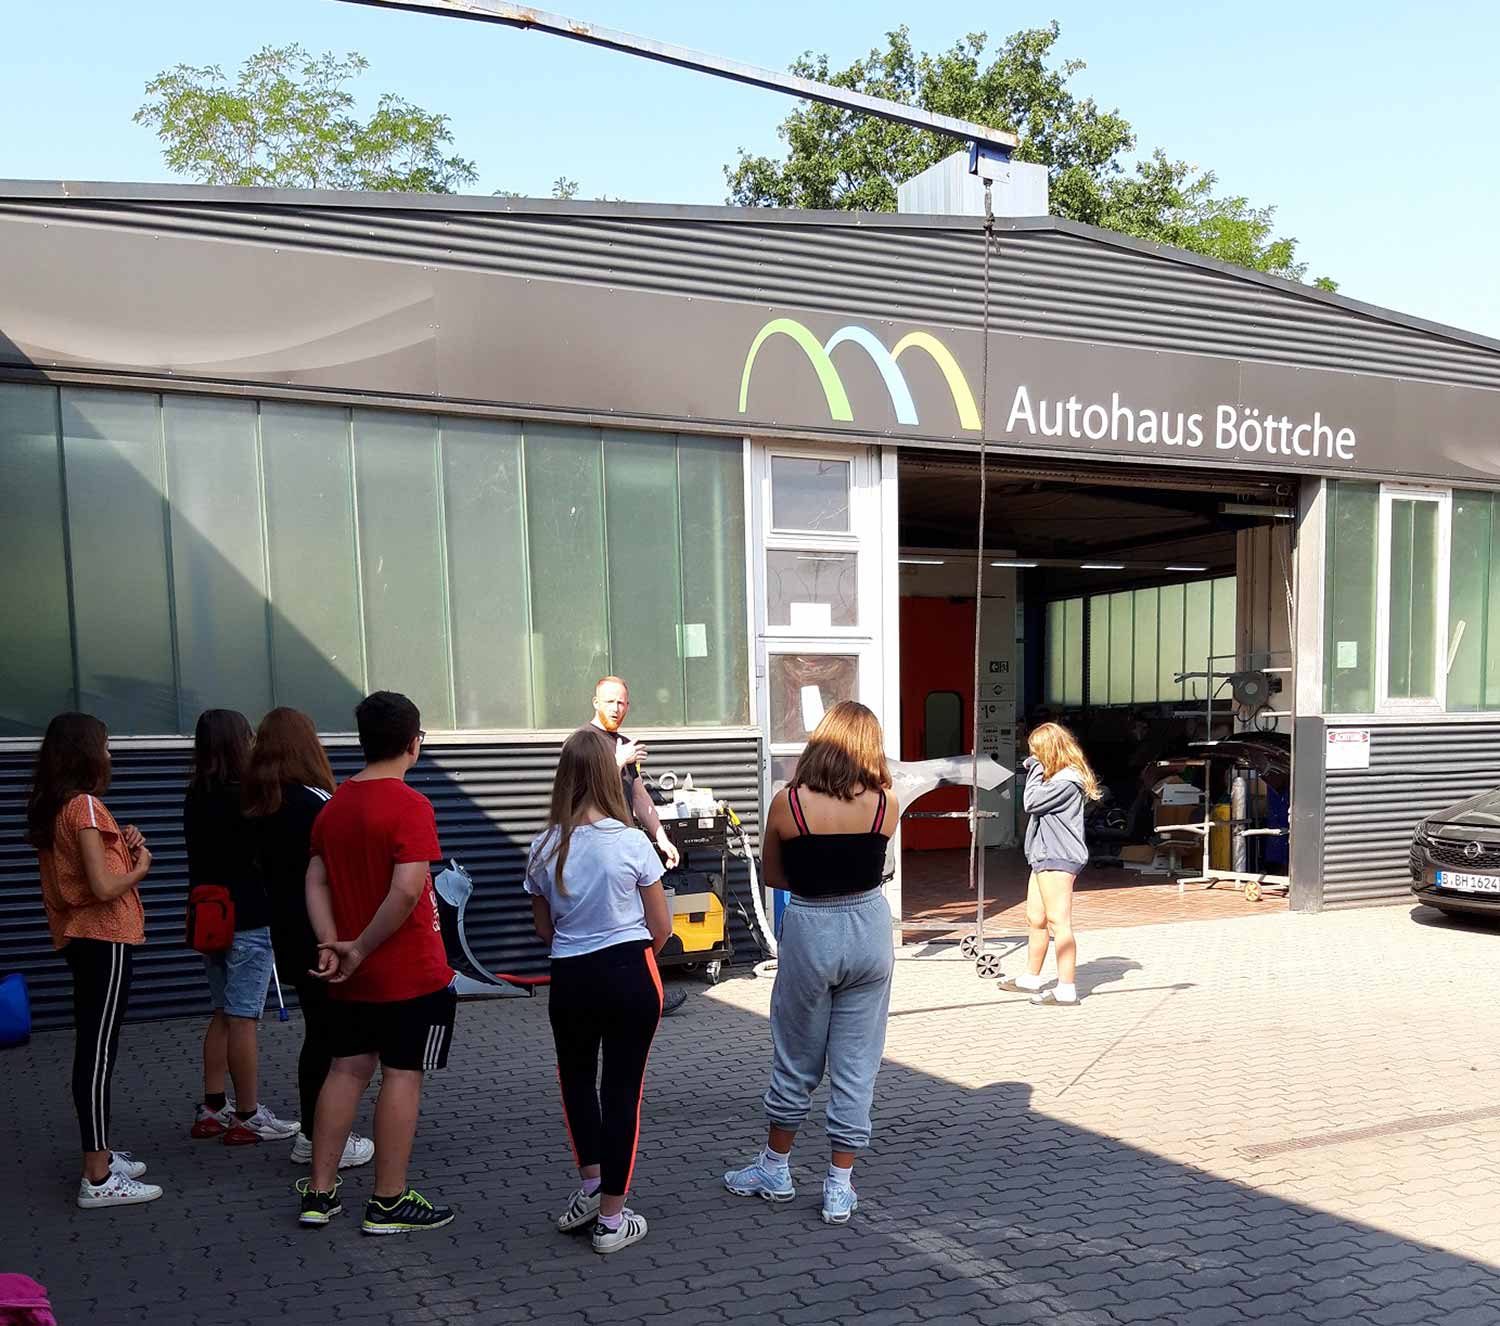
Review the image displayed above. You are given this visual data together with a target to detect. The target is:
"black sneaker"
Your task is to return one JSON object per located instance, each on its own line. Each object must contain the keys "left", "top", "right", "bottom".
{"left": 362, "top": 1188, "right": 455, "bottom": 1235}
{"left": 296, "top": 1176, "right": 343, "bottom": 1226}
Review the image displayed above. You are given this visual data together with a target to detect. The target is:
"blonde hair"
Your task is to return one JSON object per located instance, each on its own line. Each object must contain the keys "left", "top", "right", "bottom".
{"left": 1027, "top": 722, "right": 1101, "bottom": 800}
{"left": 792, "top": 701, "right": 891, "bottom": 800}
{"left": 536, "top": 726, "right": 634, "bottom": 895}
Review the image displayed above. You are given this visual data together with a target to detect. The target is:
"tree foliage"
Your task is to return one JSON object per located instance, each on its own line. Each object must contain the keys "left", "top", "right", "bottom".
{"left": 135, "top": 45, "right": 478, "bottom": 193}
{"left": 727, "top": 25, "right": 1333, "bottom": 289}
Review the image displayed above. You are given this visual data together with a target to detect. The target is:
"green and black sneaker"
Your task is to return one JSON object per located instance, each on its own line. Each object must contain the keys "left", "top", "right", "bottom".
{"left": 296, "top": 1176, "right": 343, "bottom": 1227}
{"left": 362, "top": 1188, "right": 455, "bottom": 1236}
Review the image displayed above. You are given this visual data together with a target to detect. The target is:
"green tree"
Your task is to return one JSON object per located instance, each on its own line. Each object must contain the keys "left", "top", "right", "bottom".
{"left": 135, "top": 44, "right": 477, "bottom": 192}
{"left": 727, "top": 25, "right": 1333, "bottom": 289}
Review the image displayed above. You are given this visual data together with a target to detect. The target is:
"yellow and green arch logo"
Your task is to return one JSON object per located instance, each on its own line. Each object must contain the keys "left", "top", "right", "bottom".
{"left": 738, "top": 317, "right": 981, "bottom": 432}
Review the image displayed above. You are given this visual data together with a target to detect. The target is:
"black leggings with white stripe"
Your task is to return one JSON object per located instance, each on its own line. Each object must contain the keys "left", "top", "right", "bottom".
{"left": 64, "top": 939, "right": 133, "bottom": 1154}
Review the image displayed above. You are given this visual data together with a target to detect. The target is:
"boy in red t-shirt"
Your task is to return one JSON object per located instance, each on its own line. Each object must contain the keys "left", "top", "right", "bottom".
{"left": 296, "top": 691, "right": 458, "bottom": 1234}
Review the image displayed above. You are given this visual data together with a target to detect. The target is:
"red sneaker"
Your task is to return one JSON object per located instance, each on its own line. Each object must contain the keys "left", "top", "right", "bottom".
{"left": 190, "top": 1103, "right": 232, "bottom": 1138}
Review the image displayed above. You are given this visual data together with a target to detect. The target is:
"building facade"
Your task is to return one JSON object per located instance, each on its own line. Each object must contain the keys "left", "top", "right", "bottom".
{"left": 3, "top": 182, "right": 1499, "bottom": 1024}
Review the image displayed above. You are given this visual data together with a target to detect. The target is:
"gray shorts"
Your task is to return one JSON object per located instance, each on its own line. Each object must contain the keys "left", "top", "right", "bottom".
{"left": 204, "top": 926, "right": 275, "bottom": 1019}
{"left": 1031, "top": 859, "right": 1086, "bottom": 876}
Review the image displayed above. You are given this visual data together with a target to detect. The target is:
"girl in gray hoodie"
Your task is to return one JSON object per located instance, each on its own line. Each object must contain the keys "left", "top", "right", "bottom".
{"left": 1000, "top": 722, "right": 1100, "bottom": 1006}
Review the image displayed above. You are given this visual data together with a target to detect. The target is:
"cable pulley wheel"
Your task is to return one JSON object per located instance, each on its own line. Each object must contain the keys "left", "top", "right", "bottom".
{"left": 975, "top": 952, "right": 1003, "bottom": 979}
{"left": 959, "top": 933, "right": 980, "bottom": 960}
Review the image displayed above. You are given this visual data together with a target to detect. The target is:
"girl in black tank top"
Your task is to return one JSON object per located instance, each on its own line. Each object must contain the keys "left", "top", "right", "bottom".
{"left": 781, "top": 786, "right": 890, "bottom": 897}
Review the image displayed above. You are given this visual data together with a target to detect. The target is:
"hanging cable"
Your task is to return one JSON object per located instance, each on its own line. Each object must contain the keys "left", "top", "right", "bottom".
{"left": 968, "top": 183, "right": 996, "bottom": 918}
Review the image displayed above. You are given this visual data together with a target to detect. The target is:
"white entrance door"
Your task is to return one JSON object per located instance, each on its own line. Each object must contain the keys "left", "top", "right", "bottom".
{"left": 749, "top": 443, "right": 900, "bottom": 914}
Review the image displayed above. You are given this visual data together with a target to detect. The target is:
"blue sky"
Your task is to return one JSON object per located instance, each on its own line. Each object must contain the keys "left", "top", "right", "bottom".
{"left": 5, "top": 1, "right": 1498, "bottom": 338}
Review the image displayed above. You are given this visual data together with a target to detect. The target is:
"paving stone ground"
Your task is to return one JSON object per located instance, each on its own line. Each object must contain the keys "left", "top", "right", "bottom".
{"left": 5, "top": 901, "right": 1500, "bottom": 1325}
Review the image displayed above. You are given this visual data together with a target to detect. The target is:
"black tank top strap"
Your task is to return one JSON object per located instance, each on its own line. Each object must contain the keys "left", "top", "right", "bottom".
{"left": 869, "top": 790, "right": 887, "bottom": 835}
{"left": 787, "top": 785, "right": 810, "bottom": 837}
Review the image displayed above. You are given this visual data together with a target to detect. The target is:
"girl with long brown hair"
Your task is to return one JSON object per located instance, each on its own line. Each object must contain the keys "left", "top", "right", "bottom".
{"left": 1000, "top": 721, "right": 1100, "bottom": 1007}
{"left": 527, "top": 725, "right": 672, "bottom": 1255}
{"left": 27, "top": 712, "right": 161, "bottom": 1208}
{"left": 242, "top": 707, "right": 372, "bottom": 1170}
{"left": 185, "top": 709, "right": 300, "bottom": 1147}
{"left": 725, "top": 701, "right": 899, "bottom": 1226}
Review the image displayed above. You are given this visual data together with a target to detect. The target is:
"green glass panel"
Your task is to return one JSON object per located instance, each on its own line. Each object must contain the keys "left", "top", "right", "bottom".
{"left": 352, "top": 410, "right": 453, "bottom": 730}
{"left": 260, "top": 403, "right": 365, "bottom": 731}
{"left": 1045, "top": 601, "right": 1065, "bottom": 705}
{"left": 1109, "top": 590, "right": 1134, "bottom": 705}
{"left": 1448, "top": 491, "right": 1490, "bottom": 712}
{"left": 163, "top": 396, "right": 272, "bottom": 725}
{"left": 1158, "top": 582, "right": 1185, "bottom": 703}
{"left": 0, "top": 384, "right": 73, "bottom": 735}
{"left": 1388, "top": 499, "right": 1439, "bottom": 699}
{"left": 61, "top": 389, "right": 179, "bottom": 733}
{"left": 1063, "top": 598, "right": 1085, "bottom": 707}
{"left": 525, "top": 424, "right": 608, "bottom": 728}
{"left": 1133, "top": 588, "right": 1159, "bottom": 705}
{"left": 1387, "top": 500, "right": 1415, "bottom": 697}
{"left": 605, "top": 431, "right": 684, "bottom": 727}
{"left": 678, "top": 436, "right": 749, "bottom": 726}
{"left": 1212, "top": 576, "right": 1237, "bottom": 673}
{"left": 441, "top": 417, "right": 532, "bottom": 729}
{"left": 1183, "top": 580, "right": 1213, "bottom": 701}
{"left": 1324, "top": 481, "right": 1378, "bottom": 713}
{"left": 1087, "top": 595, "right": 1110, "bottom": 705}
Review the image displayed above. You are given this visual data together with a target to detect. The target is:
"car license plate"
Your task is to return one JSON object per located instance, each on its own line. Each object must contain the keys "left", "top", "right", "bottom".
{"left": 1436, "top": 870, "right": 1500, "bottom": 894}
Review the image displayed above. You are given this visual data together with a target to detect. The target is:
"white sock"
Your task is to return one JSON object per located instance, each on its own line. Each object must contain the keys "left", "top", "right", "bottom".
{"left": 826, "top": 1162, "right": 853, "bottom": 1190}
{"left": 1053, "top": 982, "right": 1077, "bottom": 1002}
{"left": 762, "top": 1145, "right": 790, "bottom": 1172}
{"left": 596, "top": 1210, "right": 621, "bottom": 1231}
{"left": 1016, "top": 972, "right": 1046, "bottom": 991}
{"left": 581, "top": 1176, "right": 601, "bottom": 1196}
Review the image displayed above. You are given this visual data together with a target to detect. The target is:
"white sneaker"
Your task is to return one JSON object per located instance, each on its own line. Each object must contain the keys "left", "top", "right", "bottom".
{"left": 224, "top": 1105, "right": 300, "bottom": 1145}
{"left": 821, "top": 1178, "right": 859, "bottom": 1225}
{"left": 78, "top": 1172, "right": 163, "bottom": 1209}
{"left": 592, "top": 1209, "right": 648, "bottom": 1254}
{"left": 290, "top": 1131, "right": 375, "bottom": 1169}
{"left": 109, "top": 1151, "right": 147, "bottom": 1180}
{"left": 557, "top": 1185, "right": 602, "bottom": 1232}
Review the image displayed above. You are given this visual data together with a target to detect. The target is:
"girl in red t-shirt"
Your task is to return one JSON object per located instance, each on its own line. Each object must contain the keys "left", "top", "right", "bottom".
{"left": 26, "top": 713, "right": 161, "bottom": 1209}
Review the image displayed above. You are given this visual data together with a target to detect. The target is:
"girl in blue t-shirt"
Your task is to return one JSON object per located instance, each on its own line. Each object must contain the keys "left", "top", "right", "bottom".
{"left": 527, "top": 726, "right": 671, "bottom": 1255}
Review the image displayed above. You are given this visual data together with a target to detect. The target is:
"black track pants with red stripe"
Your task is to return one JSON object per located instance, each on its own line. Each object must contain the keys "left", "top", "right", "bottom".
{"left": 548, "top": 940, "right": 662, "bottom": 1197}
{"left": 65, "top": 938, "right": 134, "bottom": 1154}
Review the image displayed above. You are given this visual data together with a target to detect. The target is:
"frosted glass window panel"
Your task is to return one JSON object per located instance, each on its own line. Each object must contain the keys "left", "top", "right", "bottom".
{"left": 1045, "top": 601, "right": 1066, "bottom": 704}
{"left": 0, "top": 384, "right": 74, "bottom": 734}
{"left": 1212, "top": 576, "right": 1238, "bottom": 674}
{"left": 1183, "top": 580, "right": 1213, "bottom": 701}
{"left": 163, "top": 397, "right": 272, "bottom": 724}
{"left": 1324, "top": 482, "right": 1378, "bottom": 713}
{"left": 1487, "top": 513, "right": 1500, "bottom": 709}
{"left": 767, "top": 550, "right": 858, "bottom": 628}
{"left": 768, "top": 654, "right": 858, "bottom": 744}
{"left": 61, "top": 389, "right": 178, "bottom": 733}
{"left": 679, "top": 435, "right": 749, "bottom": 726}
{"left": 352, "top": 410, "right": 453, "bottom": 730}
{"left": 260, "top": 403, "right": 365, "bottom": 730}
{"left": 1108, "top": 591, "right": 1134, "bottom": 705}
{"left": 1133, "top": 588, "right": 1159, "bottom": 704}
{"left": 1387, "top": 498, "right": 1440, "bottom": 700}
{"left": 604, "top": 432, "right": 684, "bottom": 727}
{"left": 1447, "top": 492, "right": 1490, "bottom": 712}
{"left": 1063, "top": 598, "right": 1085, "bottom": 707}
{"left": 441, "top": 417, "right": 532, "bottom": 729}
{"left": 525, "top": 424, "right": 609, "bottom": 728}
{"left": 1087, "top": 595, "right": 1111, "bottom": 706}
{"left": 771, "top": 456, "right": 850, "bottom": 532}
{"left": 1158, "top": 583, "right": 1185, "bottom": 703}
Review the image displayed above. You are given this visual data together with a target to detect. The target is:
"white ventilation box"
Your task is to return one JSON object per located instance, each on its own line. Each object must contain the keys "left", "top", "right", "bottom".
{"left": 897, "top": 149, "right": 1049, "bottom": 217}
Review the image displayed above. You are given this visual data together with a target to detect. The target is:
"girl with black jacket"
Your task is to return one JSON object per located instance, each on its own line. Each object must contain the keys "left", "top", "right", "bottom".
{"left": 185, "top": 709, "right": 301, "bottom": 1146}
{"left": 242, "top": 707, "right": 372, "bottom": 1169}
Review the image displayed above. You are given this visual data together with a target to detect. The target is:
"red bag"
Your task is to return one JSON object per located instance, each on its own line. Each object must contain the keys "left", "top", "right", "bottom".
{"left": 186, "top": 884, "right": 235, "bottom": 953}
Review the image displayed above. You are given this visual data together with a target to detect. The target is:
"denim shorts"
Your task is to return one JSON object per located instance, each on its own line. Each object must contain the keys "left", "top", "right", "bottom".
{"left": 204, "top": 926, "right": 275, "bottom": 1019}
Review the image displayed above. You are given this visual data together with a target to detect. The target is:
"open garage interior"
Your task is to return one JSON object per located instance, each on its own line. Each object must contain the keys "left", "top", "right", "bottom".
{"left": 896, "top": 449, "right": 1299, "bottom": 940}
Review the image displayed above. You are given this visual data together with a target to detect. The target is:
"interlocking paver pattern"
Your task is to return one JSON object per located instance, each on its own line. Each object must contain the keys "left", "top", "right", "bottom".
{"left": 4, "top": 902, "right": 1500, "bottom": 1324}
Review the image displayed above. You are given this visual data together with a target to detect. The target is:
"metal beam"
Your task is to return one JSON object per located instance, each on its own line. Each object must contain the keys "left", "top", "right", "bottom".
{"left": 332, "top": 0, "right": 1019, "bottom": 156}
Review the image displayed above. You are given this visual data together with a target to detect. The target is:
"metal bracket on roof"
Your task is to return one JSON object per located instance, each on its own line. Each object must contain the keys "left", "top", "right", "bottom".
{"left": 334, "top": 0, "right": 1020, "bottom": 159}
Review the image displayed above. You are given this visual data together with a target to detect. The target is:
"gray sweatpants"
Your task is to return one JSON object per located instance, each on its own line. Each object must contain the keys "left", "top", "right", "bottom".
{"left": 763, "top": 890, "right": 895, "bottom": 1151}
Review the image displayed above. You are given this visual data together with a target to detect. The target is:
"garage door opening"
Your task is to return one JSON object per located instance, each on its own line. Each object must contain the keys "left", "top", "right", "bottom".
{"left": 896, "top": 451, "right": 1298, "bottom": 941}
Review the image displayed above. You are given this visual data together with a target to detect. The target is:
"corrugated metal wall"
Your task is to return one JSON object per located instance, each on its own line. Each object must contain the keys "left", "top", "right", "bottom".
{"left": 1320, "top": 721, "right": 1500, "bottom": 907}
{"left": 3, "top": 194, "right": 1499, "bottom": 391}
{"left": 0, "top": 733, "right": 762, "bottom": 1029}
